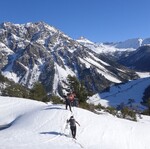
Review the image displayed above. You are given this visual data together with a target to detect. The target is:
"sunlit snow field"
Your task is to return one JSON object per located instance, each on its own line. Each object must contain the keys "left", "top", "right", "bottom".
{"left": 0, "top": 96, "right": 150, "bottom": 149}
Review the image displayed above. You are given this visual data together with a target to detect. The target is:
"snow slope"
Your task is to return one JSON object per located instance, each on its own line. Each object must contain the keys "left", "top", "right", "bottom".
{"left": 88, "top": 77, "right": 150, "bottom": 109}
{"left": 0, "top": 96, "right": 150, "bottom": 149}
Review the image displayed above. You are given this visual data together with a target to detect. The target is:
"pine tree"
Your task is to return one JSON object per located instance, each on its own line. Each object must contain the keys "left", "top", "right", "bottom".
{"left": 3, "top": 84, "right": 30, "bottom": 98}
{"left": 29, "top": 82, "right": 48, "bottom": 102}
{"left": 67, "top": 75, "right": 88, "bottom": 103}
{"left": 141, "top": 85, "right": 150, "bottom": 115}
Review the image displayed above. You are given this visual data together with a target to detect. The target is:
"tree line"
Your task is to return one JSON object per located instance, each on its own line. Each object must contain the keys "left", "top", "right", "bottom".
{"left": 1, "top": 72, "right": 150, "bottom": 119}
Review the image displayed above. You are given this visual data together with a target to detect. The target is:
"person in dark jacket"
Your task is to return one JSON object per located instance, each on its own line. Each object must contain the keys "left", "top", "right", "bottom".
{"left": 64, "top": 94, "right": 72, "bottom": 112}
{"left": 67, "top": 116, "right": 80, "bottom": 139}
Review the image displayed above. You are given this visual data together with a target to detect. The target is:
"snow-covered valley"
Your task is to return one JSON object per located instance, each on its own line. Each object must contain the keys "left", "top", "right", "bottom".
{"left": 88, "top": 77, "right": 150, "bottom": 108}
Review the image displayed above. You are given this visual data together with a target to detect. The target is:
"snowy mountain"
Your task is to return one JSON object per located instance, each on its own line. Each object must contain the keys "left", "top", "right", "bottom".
{"left": 0, "top": 96, "right": 150, "bottom": 149}
{"left": 0, "top": 22, "right": 138, "bottom": 95}
{"left": 118, "top": 45, "right": 150, "bottom": 71}
{"left": 77, "top": 37, "right": 150, "bottom": 71}
{"left": 77, "top": 37, "right": 150, "bottom": 54}
{"left": 115, "top": 38, "right": 143, "bottom": 49}
{"left": 77, "top": 37, "right": 142, "bottom": 54}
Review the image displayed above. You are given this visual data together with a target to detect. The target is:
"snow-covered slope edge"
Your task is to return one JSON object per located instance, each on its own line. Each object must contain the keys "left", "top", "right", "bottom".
{"left": 0, "top": 96, "right": 150, "bottom": 149}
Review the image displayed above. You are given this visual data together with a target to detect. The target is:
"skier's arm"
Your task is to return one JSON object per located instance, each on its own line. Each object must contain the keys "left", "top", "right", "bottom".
{"left": 75, "top": 121, "right": 80, "bottom": 126}
{"left": 67, "top": 119, "right": 71, "bottom": 123}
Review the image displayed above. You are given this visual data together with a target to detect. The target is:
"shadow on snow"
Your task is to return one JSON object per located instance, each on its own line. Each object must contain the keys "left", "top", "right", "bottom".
{"left": 0, "top": 115, "right": 22, "bottom": 131}
{"left": 40, "top": 131, "right": 68, "bottom": 137}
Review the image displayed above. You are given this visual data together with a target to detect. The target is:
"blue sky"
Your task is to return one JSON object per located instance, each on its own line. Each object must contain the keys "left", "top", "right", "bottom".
{"left": 1, "top": 0, "right": 150, "bottom": 42}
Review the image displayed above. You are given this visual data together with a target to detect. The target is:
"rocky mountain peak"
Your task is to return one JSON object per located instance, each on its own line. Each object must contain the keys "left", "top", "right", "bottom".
{"left": 0, "top": 22, "right": 138, "bottom": 95}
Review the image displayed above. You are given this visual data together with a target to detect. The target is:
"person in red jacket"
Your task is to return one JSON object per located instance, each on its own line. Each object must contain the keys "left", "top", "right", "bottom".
{"left": 68, "top": 92, "right": 76, "bottom": 106}
{"left": 64, "top": 93, "right": 72, "bottom": 112}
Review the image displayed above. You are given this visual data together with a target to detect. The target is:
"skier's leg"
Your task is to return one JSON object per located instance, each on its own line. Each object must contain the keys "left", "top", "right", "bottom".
{"left": 74, "top": 126, "right": 76, "bottom": 138}
{"left": 71, "top": 126, "right": 76, "bottom": 138}
{"left": 70, "top": 127, "right": 74, "bottom": 137}
{"left": 69, "top": 103, "right": 72, "bottom": 112}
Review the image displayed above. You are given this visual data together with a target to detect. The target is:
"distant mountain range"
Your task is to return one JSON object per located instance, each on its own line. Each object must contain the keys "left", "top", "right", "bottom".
{"left": 118, "top": 46, "right": 150, "bottom": 71}
{"left": 77, "top": 37, "right": 150, "bottom": 71}
{"left": 0, "top": 22, "right": 139, "bottom": 95}
{"left": 77, "top": 36, "right": 150, "bottom": 52}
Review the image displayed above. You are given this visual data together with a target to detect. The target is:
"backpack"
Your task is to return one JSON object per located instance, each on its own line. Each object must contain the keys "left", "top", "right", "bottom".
{"left": 69, "top": 118, "right": 76, "bottom": 126}
{"left": 68, "top": 93, "right": 76, "bottom": 103}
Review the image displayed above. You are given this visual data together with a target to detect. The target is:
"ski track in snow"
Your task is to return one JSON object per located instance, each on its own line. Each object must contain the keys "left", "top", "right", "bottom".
{"left": 0, "top": 97, "right": 84, "bottom": 149}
